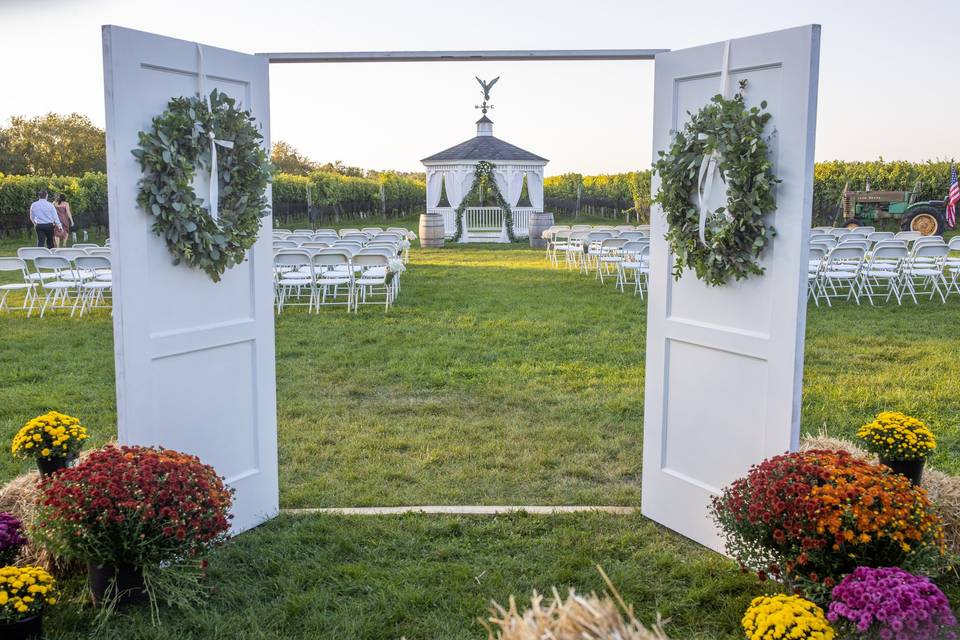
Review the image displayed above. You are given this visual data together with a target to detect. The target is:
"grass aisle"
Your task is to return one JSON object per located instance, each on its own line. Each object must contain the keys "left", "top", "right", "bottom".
{"left": 2, "top": 233, "right": 959, "bottom": 638}
{"left": 1, "top": 237, "right": 959, "bottom": 495}
{"left": 45, "top": 512, "right": 757, "bottom": 639}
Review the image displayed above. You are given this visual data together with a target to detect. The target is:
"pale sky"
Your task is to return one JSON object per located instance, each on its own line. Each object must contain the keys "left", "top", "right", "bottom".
{"left": 1, "top": 0, "right": 957, "bottom": 175}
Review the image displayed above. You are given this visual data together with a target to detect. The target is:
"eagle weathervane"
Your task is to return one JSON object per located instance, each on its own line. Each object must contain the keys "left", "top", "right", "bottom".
{"left": 475, "top": 76, "right": 499, "bottom": 114}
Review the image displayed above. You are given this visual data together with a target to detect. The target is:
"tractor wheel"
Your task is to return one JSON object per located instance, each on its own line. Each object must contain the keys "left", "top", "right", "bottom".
{"left": 901, "top": 205, "right": 944, "bottom": 236}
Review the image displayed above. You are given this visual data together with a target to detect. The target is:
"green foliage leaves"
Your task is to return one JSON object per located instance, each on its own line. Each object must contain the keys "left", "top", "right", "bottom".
{"left": 0, "top": 113, "right": 106, "bottom": 176}
{"left": 653, "top": 89, "right": 778, "bottom": 286}
{"left": 133, "top": 90, "right": 272, "bottom": 282}
{"left": 451, "top": 161, "right": 516, "bottom": 242}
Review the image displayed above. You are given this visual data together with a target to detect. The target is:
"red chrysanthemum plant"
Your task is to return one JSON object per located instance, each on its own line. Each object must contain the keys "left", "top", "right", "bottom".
{"left": 710, "top": 449, "right": 945, "bottom": 601}
{"left": 33, "top": 445, "right": 233, "bottom": 611}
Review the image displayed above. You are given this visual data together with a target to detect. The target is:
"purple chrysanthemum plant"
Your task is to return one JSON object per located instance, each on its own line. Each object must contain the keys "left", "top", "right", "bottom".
{"left": 828, "top": 566, "right": 957, "bottom": 640}
{"left": 0, "top": 512, "right": 27, "bottom": 565}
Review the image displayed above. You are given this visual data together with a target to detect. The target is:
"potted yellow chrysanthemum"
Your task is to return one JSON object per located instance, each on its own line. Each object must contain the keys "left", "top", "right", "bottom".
{"left": 742, "top": 594, "right": 834, "bottom": 640}
{"left": 11, "top": 411, "right": 90, "bottom": 476}
{"left": 0, "top": 565, "right": 59, "bottom": 640}
{"left": 856, "top": 411, "right": 935, "bottom": 485}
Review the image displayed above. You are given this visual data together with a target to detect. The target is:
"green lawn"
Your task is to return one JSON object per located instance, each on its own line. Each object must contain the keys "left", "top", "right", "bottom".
{"left": 44, "top": 512, "right": 759, "bottom": 640}
{"left": 1, "top": 219, "right": 959, "bottom": 638}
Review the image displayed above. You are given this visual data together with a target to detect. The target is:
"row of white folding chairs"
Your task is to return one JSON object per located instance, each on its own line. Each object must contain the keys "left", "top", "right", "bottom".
{"left": 810, "top": 230, "right": 929, "bottom": 246}
{"left": 549, "top": 229, "right": 650, "bottom": 270}
{"left": 542, "top": 232, "right": 652, "bottom": 297}
{"left": 274, "top": 232, "right": 409, "bottom": 262}
{"left": 808, "top": 239, "right": 960, "bottom": 306}
{"left": 273, "top": 227, "right": 411, "bottom": 242}
{"left": 273, "top": 248, "right": 400, "bottom": 313}
{"left": 0, "top": 254, "right": 112, "bottom": 317}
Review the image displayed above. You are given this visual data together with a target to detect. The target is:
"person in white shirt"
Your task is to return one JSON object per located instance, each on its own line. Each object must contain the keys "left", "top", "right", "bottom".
{"left": 29, "top": 190, "right": 62, "bottom": 249}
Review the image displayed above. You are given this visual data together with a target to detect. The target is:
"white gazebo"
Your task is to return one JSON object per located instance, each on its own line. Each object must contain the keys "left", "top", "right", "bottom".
{"left": 422, "top": 113, "right": 548, "bottom": 242}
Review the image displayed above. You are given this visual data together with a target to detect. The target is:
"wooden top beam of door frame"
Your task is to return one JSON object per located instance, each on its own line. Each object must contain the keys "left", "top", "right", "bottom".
{"left": 257, "top": 49, "right": 668, "bottom": 64}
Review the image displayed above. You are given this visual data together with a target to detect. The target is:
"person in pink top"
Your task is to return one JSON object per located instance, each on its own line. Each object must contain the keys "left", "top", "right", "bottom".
{"left": 53, "top": 193, "right": 74, "bottom": 247}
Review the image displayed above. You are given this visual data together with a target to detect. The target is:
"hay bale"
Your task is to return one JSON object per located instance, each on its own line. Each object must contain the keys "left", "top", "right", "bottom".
{"left": 0, "top": 449, "right": 101, "bottom": 573}
{"left": 800, "top": 432, "right": 960, "bottom": 555}
{"left": 483, "top": 567, "right": 669, "bottom": 640}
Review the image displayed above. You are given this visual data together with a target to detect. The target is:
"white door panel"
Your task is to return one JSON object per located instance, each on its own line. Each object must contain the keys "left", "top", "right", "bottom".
{"left": 642, "top": 25, "right": 820, "bottom": 551}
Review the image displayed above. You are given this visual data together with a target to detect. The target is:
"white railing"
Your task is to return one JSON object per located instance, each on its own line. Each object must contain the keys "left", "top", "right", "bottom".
{"left": 427, "top": 208, "right": 456, "bottom": 236}
{"left": 426, "top": 206, "right": 536, "bottom": 240}
{"left": 465, "top": 207, "right": 503, "bottom": 231}
{"left": 511, "top": 208, "right": 533, "bottom": 237}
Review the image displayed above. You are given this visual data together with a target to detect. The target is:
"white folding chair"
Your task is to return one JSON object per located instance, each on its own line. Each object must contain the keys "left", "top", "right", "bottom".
{"left": 945, "top": 236, "right": 960, "bottom": 298}
{"left": 32, "top": 256, "right": 76, "bottom": 317}
{"left": 0, "top": 258, "right": 37, "bottom": 314}
{"left": 547, "top": 229, "right": 570, "bottom": 267}
{"left": 285, "top": 234, "right": 312, "bottom": 246}
{"left": 901, "top": 244, "right": 950, "bottom": 303}
{"left": 895, "top": 230, "right": 922, "bottom": 242}
{"left": 17, "top": 248, "right": 54, "bottom": 286}
{"left": 806, "top": 245, "right": 826, "bottom": 307}
{"left": 596, "top": 237, "right": 629, "bottom": 283}
{"left": 618, "top": 243, "right": 650, "bottom": 297}
{"left": 273, "top": 240, "right": 297, "bottom": 250}
{"left": 857, "top": 246, "right": 906, "bottom": 305}
{"left": 821, "top": 246, "right": 865, "bottom": 305}
{"left": 73, "top": 255, "right": 112, "bottom": 317}
{"left": 867, "top": 232, "right": 894, "bottom": 244}
{"left": 300, "top": 241, "right": 332, "bottom": 254}
{"left": 582, "top": 231, "right": 616, "bottom": 274}
{"left": 311, "top": 250, "right": 353, "bottom": 310}
{"left": 352, "top": 253, "right": 392, "bottom": 312}
{"left": 273, "top": 250, "right": 314, "bottom": 314}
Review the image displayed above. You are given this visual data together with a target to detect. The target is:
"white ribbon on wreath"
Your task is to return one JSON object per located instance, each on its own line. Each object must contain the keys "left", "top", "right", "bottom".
{"left": 196, "top": 43, "right": 235, "bottom": 222}
{"left": 696, "top": 39, "right": 732, "bottom": 247}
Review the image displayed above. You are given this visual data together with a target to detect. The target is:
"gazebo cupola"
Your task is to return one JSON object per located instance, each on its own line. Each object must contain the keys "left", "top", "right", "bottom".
{"left": 421, "top": 78, "right": 549, "bottom": 243}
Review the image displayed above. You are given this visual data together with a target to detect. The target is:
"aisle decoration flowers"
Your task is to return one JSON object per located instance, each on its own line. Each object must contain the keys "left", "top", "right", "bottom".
{"left": 857, "top": 411, "right": 936, "bottom": 461}
{"left": 35, "top": 445, "right": 233, "bottom": 606}
{"left": 711, "top": 450, "right": 945, "bottom": 598}
{"left": 11, "top": 412, "right": 89, "bottom": 462}
{"left": 0, "top": 513, "right": 27, "bottom": 566}
{"left": 827, "top": 566, "right": 957, "bottom": 639}
{"left": 741, "top": 594, "right": 834, "bottom": 640}
{"left": 0, "top": 565, "right": 58, "bottom": 623}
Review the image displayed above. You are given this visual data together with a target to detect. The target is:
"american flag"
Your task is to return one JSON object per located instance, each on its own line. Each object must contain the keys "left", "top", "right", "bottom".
{"left": 948, "top": 165, "right": 959, "bottom": 229}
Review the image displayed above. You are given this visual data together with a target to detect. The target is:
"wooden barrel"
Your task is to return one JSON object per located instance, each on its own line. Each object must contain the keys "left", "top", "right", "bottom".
{"left": 419, "top": 213, "right": 445, "bottom": 248}
{"left": 528, "top": 211, "right": 555, "bottom": 248}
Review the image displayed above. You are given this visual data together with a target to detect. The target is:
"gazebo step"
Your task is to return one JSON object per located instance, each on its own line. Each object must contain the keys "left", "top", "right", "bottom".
{"left": 464, "top": 231, "right": 506, "bottom": 243}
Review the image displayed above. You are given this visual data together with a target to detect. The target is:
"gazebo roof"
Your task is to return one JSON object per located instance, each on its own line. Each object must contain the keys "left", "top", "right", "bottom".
{"left": 421, "top": 116, "right": 548, "bottom": 164}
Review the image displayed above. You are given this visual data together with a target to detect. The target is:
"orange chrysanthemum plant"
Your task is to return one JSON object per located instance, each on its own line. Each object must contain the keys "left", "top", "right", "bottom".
{"left": 711, "top": 450, "right": 945, "bottom": 602}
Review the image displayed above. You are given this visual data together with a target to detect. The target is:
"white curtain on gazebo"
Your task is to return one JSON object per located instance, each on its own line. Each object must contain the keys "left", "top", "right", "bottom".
{"left": 426, "top": 170, "right": 444, "bottom": 209}
{"left": 444, "top": 168, "right": 471, "bottom": 210}
{"left": 526, "top": 170, "right": 544, "bottom": 210}
{"left": 492, "top": 167, "right": 526, "bottom": 207}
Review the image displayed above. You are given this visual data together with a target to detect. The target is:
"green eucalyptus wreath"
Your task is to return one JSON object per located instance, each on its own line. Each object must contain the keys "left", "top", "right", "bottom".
{"left": 653, "top": 82, "right": 779, "bottom": 286}
{"left": 451, "top": 160, "right": 516, "bottom": 242}
{"left": 133, "top": 89, "right": 272, "bottom": 282}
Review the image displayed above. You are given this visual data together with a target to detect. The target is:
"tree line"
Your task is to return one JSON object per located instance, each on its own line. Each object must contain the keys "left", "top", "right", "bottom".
{"left": 1, "top": 113, "right": 956, "bottom": 231}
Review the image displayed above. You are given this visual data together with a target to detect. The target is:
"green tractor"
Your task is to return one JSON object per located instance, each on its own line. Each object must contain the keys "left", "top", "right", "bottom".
{"left": 837, "top": 180, "right": 947, "bottom": 236}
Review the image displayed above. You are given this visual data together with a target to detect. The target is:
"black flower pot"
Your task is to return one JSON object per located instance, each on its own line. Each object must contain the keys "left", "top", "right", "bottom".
{"left": 36, "top": 455, "right": 74, "bottom": 477}
{"left": 0, "top": 613, "right": 42, "bottom": 640}
{"left": 88, "top": 562, "right": 147, "bottom": 607}
{"left": 879, "top": 456, "right": 925, "bottom": 486}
